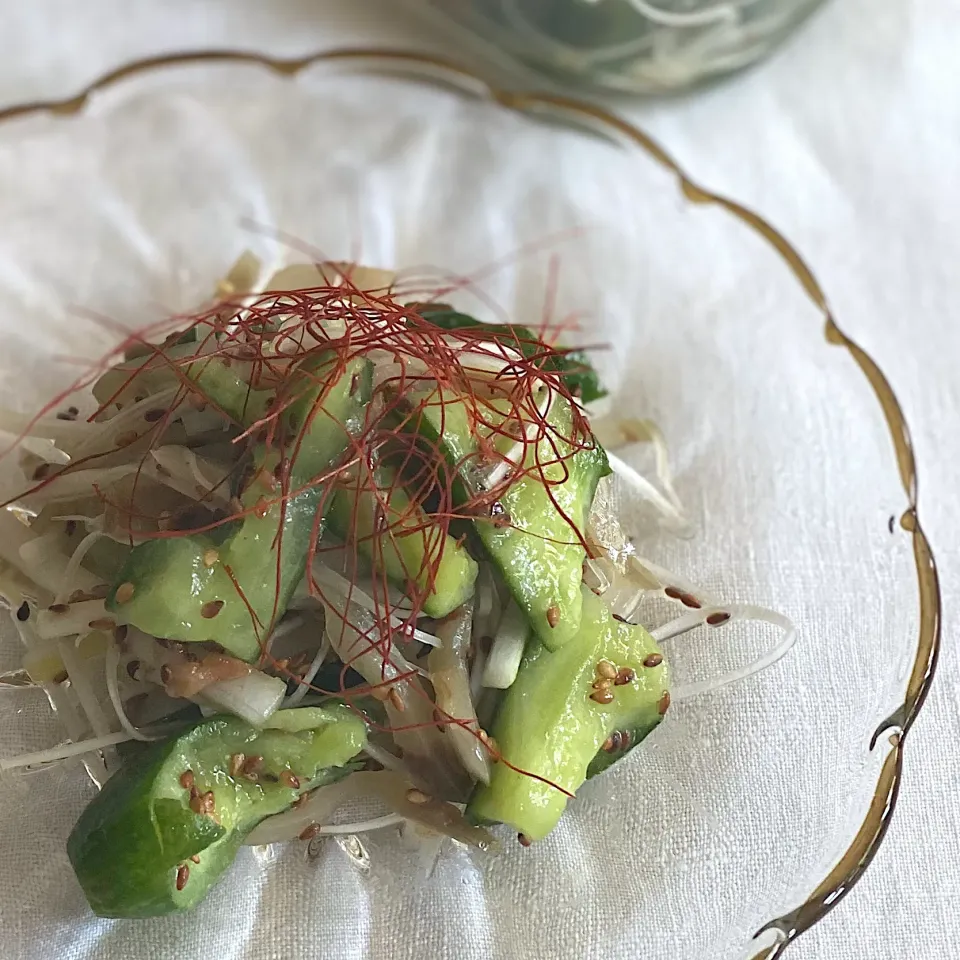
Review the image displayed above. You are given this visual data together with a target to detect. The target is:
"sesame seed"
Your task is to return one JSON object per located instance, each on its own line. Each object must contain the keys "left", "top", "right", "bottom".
{"left": 114, "top": 582, "right": 135, "bottom": 605}
{"left": 406, "top": 788, "right": 431, "bottom": 805}
{"left": 143, "top": 408, "right": 166, "bottom": 423}
{"left": 614, "top": 667, "right": 637, "bottom": 686}
{"left": 200, "top": 600, "right": 224, "bottom": 619}
{"left": 664, "top": 586, "right": 684, "bottom": 600}
{"left": 241, "top": 755, "right": 263, "bottom": 780}
{"left": 176, "top": 864, "right": 189, "bottom": 890}
{"left": 643, "top": 653, "right": 663, "bottom": 668}
{"left": 15, "top": 602, "right": 29, "bottom": 622}
{"left": 69, "top": 589, "right": 86, "bottom": 603}
{"left": 517, "top": 833, "right": 532, "bottom": 847}
{"left": 612, "top": 613, "right": 627, "bottom": 623}
{"left": 370, "top": 686, "right": 390, "bottom": 702}
{"left": 592, "top": 678, "right": 613, "bottom": 692}
{"left": 68, "top": 406, "right": 79, "bottom": 416}
{"left": 190, "top": 855, "right": 200, "bottom": 864}
{"left": 706, "top": 611, "right": 731, "bottom": 626}
{"left": 88, "top": 617, "right": 117, "bottom": 631}
{"left": 280, "top": 770, "right": 300, "bottom": 790}
{"left": 658, "top": 692, "right": 671, "bottom": 715}
{"left": 292, "top": 792, "right": 309, "bottom": 809}
{"left": 388, "top": 687, "right": 405, "bottom": 712}
{"left": 546, "top": 605, "right": 560, "bottom": 629}
{"left": 180, "top": 770, "right": 195, "bottom": 789}
{"left": 48, "top": 603, "right": 69, "bottom": 614}
{"left": 590, "top": 689, "right": 615, "bottom": 705}
{"left": 299, "top": 824, "right": 321, "bottom": 841}
{"left": 679, "top": 593, "right": 701, "bottom": 609}
{"left": 253, "top": 497, "right": 270, "bottom": 519}
{"left": 52, "top": 670, "right": 68, "bottom": 684}
{"left": 229, "top": 753, "right": 245, "bottom": 777}
{"left": 595, "top": 659, "right": 617, "bottom": 680}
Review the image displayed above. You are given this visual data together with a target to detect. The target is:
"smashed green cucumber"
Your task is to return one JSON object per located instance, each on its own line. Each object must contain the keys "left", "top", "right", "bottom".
{"left": 466, "top": 587, "right": 669, "bottom": 842}
{"left": 105, "top": 353, "right": 372, "bottom": 661}
{"left": 327, "top": 464, "right": 478, "bottom": 619}
{"left": 405, "top": 382, "right": 608, "bottom": 650}
{"left": 67, "top": 705, "right": 366, "bottom": 918}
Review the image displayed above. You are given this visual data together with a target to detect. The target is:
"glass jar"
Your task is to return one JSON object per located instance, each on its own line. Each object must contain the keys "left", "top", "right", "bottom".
{"left": 410, "top": 0, "right": 827, "bottom": 94}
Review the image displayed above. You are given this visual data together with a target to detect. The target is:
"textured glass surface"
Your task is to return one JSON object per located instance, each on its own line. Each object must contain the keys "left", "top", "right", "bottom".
{"left": 0, "top": 54, "right": 930, "bottom": 960}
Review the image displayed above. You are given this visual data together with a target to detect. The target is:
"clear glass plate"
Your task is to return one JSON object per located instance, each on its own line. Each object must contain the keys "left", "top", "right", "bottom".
{"left": 0, "top": 50, "right": 939, "bottom": 960}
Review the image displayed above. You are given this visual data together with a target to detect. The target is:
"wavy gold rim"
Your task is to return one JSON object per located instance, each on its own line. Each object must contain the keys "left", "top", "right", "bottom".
{"left": 0, "top": 46, "right": 941, "bottom": 959}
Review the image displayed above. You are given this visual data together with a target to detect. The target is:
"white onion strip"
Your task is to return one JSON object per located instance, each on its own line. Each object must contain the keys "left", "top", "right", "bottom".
{"left": 606, "top": 451, "right": 691, "bottom": 533}
{"left": 104, "top": 641, "right": 158, "bottom": 742}
{"left": 656, "top": 603, "right": 797, "bottom": 701}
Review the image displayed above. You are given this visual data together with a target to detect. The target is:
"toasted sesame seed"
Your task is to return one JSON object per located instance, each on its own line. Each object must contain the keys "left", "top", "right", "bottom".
{"left": 612, "top": 613, "right": 627, "bottom": 623}
{"left": 388, "top": 687, "right": 405, "bottom": 712}
{"left": 592, "top": 678, "right": 613, "bottom": 692}
{"left": 595, "top": 659, "right": 617, "bottom": 680}
{"left": 48, "top": 603, "right": 69, "bottom": 614}
{"left": 68, "top": 589, "right": 86, "bottom": 603}
{"left": 190, "top": 854, "right": 200, "bottom": 864}
{"left": 200, "top": 600, "right": 224, "bottom": 619}
{"left": 179, "top": 770, "right": 195, "bottom": 790}
{"left": 292, "top": 792, "right": 309, "bottom": 809}
{"left": 679, "top": 593, "right": 702, "bottom": 609}
{"left": 370, "top": 686, "right": 391, "bottom": 702}
{"left": 253, "top": 497, "right": 270, "bottom": 519}
{"left": 229, "top": 753, "right": 245, "bottom": 777}
{"left": 643, "top": 653, "right": 663, "bottom": 668}
{"left": 114, "top": 582, "right": 135, "bottom": 605}
{"left": 590, "top": 689, "right": 615, "bottom": 705}
{"left": 658, "top": 692, "right": 671, "bottom": 715}
{"left": 546, "top": 605, "right": 560, "bottom": 629}
{"left": 406, "top": 788, "right": 431, "bottom": 805}
{"left": 299, "top": 823, "right": 321, "bottom": 841}
{"left": 16, "top": 601, "right": 29, "bottom": 622}
{"left": 280, "top": 770, "right": 300, "bottom": 790}
{"left": 615, "top": 667, "right": 637, "bottom": 686}
{"left": 88, "top": 617, "right": 117, "bottom": 631}
{"left": 664, "top": 586, "right": 684, "bottom": 600}
{"left": 241, "top": 755, "right": 263, "bottom": 780}
{"left": 706, "top": 611, "right": 731, "bottom": 626}
{"left": 201, "top": 791, "right": 216, "bottom": 814}
{"left": 176, "top": 864, "right": 189, "bottom": 890}
{"left": 517, "top": 833, "right": 532, "bottom": 847}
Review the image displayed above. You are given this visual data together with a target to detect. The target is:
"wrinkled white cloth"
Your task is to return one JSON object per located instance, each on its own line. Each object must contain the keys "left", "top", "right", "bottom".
{"left": 0, "top": 2, "right": 955, "bottom": 960}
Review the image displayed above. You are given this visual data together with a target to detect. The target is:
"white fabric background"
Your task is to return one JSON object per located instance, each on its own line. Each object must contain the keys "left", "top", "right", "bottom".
{"left": 0, "top": 2, "right": 955, "bottom": 959}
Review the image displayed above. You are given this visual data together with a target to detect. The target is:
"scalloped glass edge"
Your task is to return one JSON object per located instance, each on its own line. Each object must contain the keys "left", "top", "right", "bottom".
{"left": 0, "top": 46, "right": 941, "bottom": 960}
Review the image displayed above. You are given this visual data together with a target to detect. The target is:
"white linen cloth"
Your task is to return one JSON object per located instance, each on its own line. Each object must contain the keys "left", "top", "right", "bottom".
{"left": 0, "top": 2, "right": 955, "bottom": 959}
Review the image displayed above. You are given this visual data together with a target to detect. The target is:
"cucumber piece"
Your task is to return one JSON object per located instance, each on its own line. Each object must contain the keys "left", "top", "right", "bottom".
{"left": 107, "top": 353, "right": 372, "bottom": 661}
{"left": 404, "top": 383, "right": 607, "bottom": 650}
{"left": 466, "top": 587, "right": 668, "bottom": 842}
{"left": 67, "top": 705, "right": 366, "bottom": 918}
{"left": 414, "top": 305, "right": 607, "bottom": 403}
{"left": 327, "top": 464, "right": 478, "bottom": 619}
